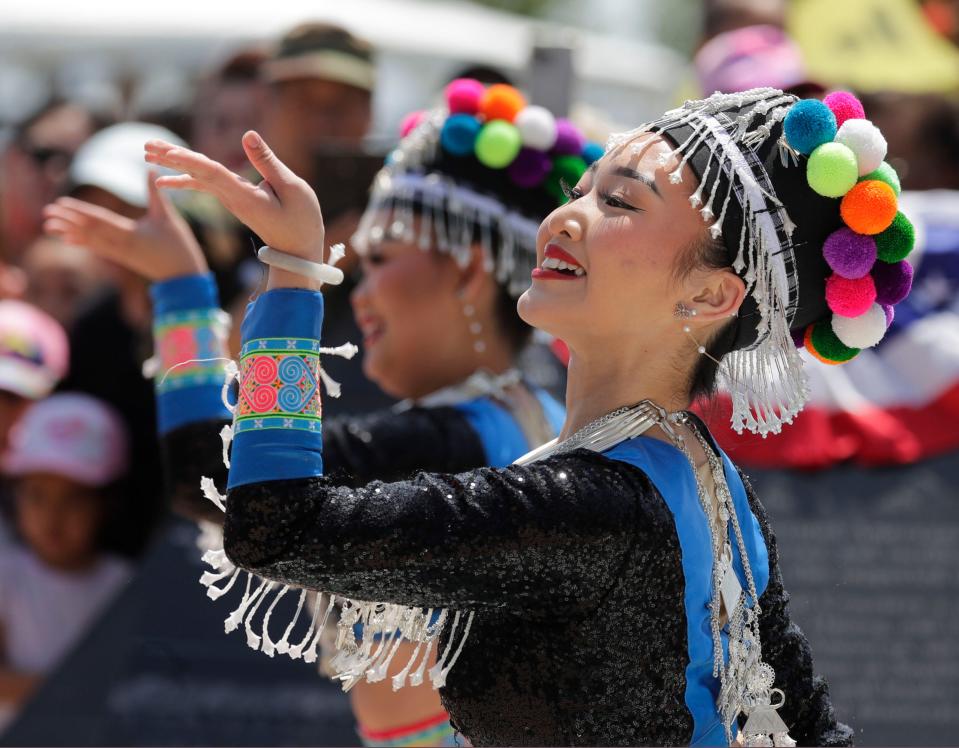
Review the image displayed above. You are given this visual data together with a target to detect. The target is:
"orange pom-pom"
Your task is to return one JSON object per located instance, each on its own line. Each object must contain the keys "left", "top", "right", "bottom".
{"left": 479, "top": 84, "right": 527, "bottom": 122}
{"left": 840, "top": 180, "right": 898, "bottom": 235}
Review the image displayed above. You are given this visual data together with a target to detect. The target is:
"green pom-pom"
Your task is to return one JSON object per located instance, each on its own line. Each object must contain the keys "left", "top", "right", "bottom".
{"left": 810, "top": 319, "right": 859, "bottom": 362}
{"left": 545, "top": 155, "right": 588, "bottom": 204}
{"left": 860, "top": 161, "right": 901, "bottom": 195}
{"left": 474, "top": 120, "right": 522, "bottom": 169}
{"left": 875, "top": 211, "right": 915, "bottom": 262}
{"left": 807, "top": 142, "right": 859, "bottom": 198}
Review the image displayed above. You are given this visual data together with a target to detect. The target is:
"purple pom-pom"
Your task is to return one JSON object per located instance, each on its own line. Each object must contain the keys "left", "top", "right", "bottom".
{"left": 791, "top": 327, "right": 806, "bottom": 349}
{"left": 872, "top": 260, "right": 913, "bottom": 305}
{"left": 508, "top": 147, "right": 552, "bottom": 188}
{"left": 551, "top": 118, "right": 585, "bottom": 156}
{"left": 882, "top": 303, "right": 895, "bottom": 328}
{"left": 822, "top": 227, "right": 876, "bottom": 279}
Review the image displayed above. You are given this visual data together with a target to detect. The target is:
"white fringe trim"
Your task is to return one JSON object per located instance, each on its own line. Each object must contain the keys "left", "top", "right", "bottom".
{"left": 195, "top": 344, "right": 475, "bottom": 691}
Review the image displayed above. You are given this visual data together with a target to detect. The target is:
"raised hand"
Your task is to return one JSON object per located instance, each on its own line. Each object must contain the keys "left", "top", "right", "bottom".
{"left": 43, "top": 176, "right": 208, "bottom": 281}
{"left": 144, "top": 131, "right": 325, "bottom": 265}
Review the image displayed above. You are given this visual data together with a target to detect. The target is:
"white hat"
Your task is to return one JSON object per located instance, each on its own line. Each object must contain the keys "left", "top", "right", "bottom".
{"left": 69, "top": 122, "right": 186, "bottom": 208}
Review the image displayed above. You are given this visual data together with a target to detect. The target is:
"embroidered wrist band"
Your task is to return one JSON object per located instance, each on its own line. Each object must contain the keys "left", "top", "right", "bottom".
{"left": 257, "top": 245, "right": 344, "bottom": 286}
{"left": 154, "top": 307, "right": 230, "bottom": 389}
{"left": 227, "top": 288, "right": 325, "bottom": 488}
{"left": 151, "top": 272, "right": 232, "bottom": 434}
{"left": 235, "top": 337, "right": 323, "bottom": 435}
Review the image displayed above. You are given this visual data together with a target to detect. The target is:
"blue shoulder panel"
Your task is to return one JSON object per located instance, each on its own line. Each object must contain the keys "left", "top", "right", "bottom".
{"left": 602, "top": 435, "right": 769, "bottom": 746}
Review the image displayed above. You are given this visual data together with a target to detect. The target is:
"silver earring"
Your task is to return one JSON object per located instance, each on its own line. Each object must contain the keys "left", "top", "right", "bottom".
{"left": 463, "top": 302, "right": 486, "bottom": 354}
{"left": 674, "top": 302, "right": 697, "bottom": 319}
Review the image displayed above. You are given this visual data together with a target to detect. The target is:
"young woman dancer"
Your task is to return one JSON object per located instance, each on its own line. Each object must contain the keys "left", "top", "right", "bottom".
{"left": 44, "top": 82, "right": 587, "bottom": 746}
{"left": 63, "top": 87, "right": 912, "bottom": 745}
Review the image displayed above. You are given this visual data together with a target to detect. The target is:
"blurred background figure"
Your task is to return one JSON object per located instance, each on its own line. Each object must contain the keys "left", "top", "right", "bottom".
{"left": 21, "top": 236, "right": 104, "bottom": 331}
{"left": 694, "top": 23, "right": 825, "bottom": 98}
{"left": 190, "top": 48, "right": 269, "bottom": 175}
{"left": 0, "top": 300, "right": 69, "bottom": 550}
{"left": 0, "top": 301, "right": 68, "bottom": 457}
{"left": 261, "top": 22, "right": 374, "bottom": 185}
{"left": 0, "top": 393, "right": 130, "bottom": 733}
{"left": 0, "top": 101, "right": 102, "bottom": 264}
{"left": 58, "top": 122, "right": 187, "bottom": 559}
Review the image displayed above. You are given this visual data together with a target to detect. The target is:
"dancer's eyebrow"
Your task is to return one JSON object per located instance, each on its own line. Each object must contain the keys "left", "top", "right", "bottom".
{"left": 611, "top": 166, "right": 662, "bottom": 199}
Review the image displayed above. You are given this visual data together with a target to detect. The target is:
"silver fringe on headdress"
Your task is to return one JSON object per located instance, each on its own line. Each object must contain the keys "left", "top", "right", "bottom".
{"left": 608, "top": 88, "right": 809, "bottom": 437}
{"left": 352, "top": 109, "right": 542, "bottom": 297}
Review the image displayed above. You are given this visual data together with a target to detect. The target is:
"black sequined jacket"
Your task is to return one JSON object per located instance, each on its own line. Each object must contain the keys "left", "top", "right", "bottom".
{"left": 164, "top": 406, "right": 488, "bottom": 525}
{"left": 162, "top": 413, "right": 853, "bottom": 747}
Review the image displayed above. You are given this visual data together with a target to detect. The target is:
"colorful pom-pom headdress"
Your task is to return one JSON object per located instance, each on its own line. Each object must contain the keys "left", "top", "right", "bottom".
{"left": 608, "top": 87, "right": 914, "bottom": 436}
{"left": 353, "top": 79, "right": 600, "bottom": 296}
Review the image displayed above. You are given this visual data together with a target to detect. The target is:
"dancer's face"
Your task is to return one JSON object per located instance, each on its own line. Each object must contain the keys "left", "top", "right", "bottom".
{"left": 350, "top": 218, "right": 482, "bottom": 399}
{"left": 518, "top": 133, "right": 725, "bottom": 355}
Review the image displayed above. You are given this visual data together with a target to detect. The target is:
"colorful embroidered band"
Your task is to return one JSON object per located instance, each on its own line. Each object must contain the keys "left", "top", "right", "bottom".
{"left": 150, "top": 273, "right": 232, "bottom": 434}
{"left": 235, "top": 338, "right": 322, "bottom": 434}
{"left": 227, "top": 288, "right": 325, "bottom": 489}
{"left": 358, "top": 712, "right": 458, "bottom": 748}
{"left": 154, "top": 308, "right": 229, "bottom": 394}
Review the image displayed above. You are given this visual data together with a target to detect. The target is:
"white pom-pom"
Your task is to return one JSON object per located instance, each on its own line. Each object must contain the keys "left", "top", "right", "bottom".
{"left": 835, "top": 120, "right": 887, "bottom": 176}
{"left": 831, "top": 303, "right": 887, "bottom": 348}
{"left": 514, "top": 105, "right": 557, "bottom": 151}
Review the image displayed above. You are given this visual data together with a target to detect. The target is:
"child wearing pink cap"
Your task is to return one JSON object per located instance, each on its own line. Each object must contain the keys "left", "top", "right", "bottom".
{"left": 0, "top": 393, "right": 130, "bottom": 732}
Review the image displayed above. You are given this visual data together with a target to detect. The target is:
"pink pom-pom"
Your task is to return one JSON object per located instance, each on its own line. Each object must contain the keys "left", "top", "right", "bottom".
{"left": 882, "top": 304, "right": 895, "bottom": 328}
{"left": 551, "top": 118, "right": 585, "bottom": 156}
{"left": 508, "top": 147, "right": 552, "bottom": 188}
{"left": 399, "top": 110, "right": 427, "bottom": 138}
{"left": 823, "top": 91, "right": 866, "bottom": 128}
{"left": 826, "top": 273, "right": 877, "bottom": 317}
{"left": 445, "top": 78, "right": 485, "bottom": 115}
{"left": 873, "top": 260, "right": 913, "bottom": 305}
{"left": 822, "top": 227, "right": 876, "bottom": 279}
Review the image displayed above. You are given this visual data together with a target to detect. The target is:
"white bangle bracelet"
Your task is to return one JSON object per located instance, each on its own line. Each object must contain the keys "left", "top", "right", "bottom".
{"left": 257, "top": 245, "right": 344, "bottom": 286}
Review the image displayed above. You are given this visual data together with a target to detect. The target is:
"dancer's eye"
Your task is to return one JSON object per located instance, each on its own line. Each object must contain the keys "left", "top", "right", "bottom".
{"left": 599, "top": 190, "right": 639, "bottom": 212}
{"left": 560, "top": 178, "right": 583, "bottom": 202}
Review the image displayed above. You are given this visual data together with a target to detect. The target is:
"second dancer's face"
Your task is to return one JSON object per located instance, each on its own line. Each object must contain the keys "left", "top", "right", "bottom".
{"left": 350, "top": 222, "right": 467, "bottom": 399}
{"left": 517, "top": 133, "right": 706, "bottom": 354}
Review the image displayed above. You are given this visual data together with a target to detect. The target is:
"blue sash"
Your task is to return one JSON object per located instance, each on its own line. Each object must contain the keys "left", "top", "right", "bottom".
{"left": 454, "top": 388, "right": 565, "bottom": 467}
{"left": 602, "top": 436, "right": 770, "bottom": 745}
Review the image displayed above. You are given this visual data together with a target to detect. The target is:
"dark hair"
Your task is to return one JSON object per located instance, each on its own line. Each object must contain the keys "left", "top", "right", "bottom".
{"left": 213, "top": 48, "right": 268, "bottom": 84}
{"left": 674, "top": 230, "right": 739, "bottom": 400}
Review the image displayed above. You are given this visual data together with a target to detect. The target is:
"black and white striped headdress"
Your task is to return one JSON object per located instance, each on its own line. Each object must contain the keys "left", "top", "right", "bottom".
{"left": 609, "top": 88, "right": 841, "bottom": 436}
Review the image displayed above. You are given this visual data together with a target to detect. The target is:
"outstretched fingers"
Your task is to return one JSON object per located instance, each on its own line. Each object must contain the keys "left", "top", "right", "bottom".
{"left": 241, "top": 131, "right": 297, "bottom": 190}
{"left": 143, "top": 140, "right": 236, "bottom": 191}
{"left": 42, "top": 199, "right": 133, "bottom": 257}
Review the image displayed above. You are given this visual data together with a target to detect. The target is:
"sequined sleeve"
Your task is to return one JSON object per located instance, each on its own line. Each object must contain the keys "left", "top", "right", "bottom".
{"left": 223, "top": 448, "right": 642, "bottom": 612}
{"left": 161, "top": 406, "right": 488, "bottom": 524}
{"left": 741, "top": 472, "right": 855, "bottom": 746}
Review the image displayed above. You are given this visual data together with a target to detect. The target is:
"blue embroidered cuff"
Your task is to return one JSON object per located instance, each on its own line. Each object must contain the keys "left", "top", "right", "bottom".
{"left": 228, "top": 289, "right": 325, "bottom": 488}
{"left": 150, "top": 272, "right": 220, "bottom": 315}
{"left": 151, "top": 273, "right": 231, "bottom": 435}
